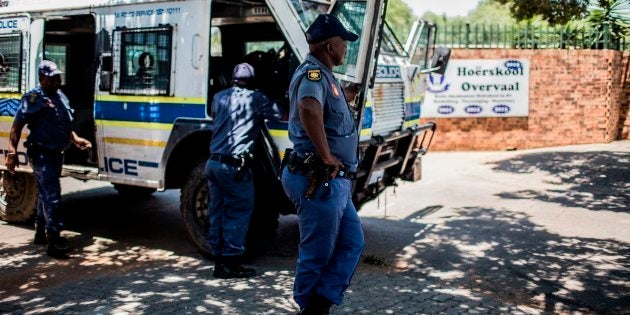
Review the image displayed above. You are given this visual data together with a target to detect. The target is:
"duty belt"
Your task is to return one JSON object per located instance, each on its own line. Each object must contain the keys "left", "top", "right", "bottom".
{"left": 285, "top": 151, "right": 355, "bottom": 179}
{"left": 210, "top": 153, "right": 246, "bottom": 168}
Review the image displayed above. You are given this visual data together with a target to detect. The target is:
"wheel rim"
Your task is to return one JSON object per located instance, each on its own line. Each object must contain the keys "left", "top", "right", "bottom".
{"left": 0, "top": 172, "right": 27, "bottom": 208}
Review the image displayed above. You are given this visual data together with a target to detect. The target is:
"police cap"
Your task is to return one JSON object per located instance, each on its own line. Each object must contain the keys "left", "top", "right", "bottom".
{"left": 38, "top": 60, "right": 63, "bottom": 77}
{"left": 232, "top": 62, "right": 255, "bottom": 82}
{"left": 305, "top": 14, "right": 359, "bottom": 44}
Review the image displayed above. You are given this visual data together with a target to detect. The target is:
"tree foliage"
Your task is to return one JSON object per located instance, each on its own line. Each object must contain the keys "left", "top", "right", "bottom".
{"left": 493, "top": 0, "right": 590, "bottom": 25}
{"left": 385, "top": 0, "right": 416, "bottom": 43}
{"left": 587, "top": 0, "right": 630, "bottom": 47}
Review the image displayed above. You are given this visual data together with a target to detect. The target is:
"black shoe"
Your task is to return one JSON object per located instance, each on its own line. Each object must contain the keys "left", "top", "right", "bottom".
{"left": 46, "top": 231, "right": 70, "bottom": 259}
{"left": 213, "top": 263, "right": 256, "bottom": 279}
{"left": 34, "top": 223, "right": 47, "bottom": 245}
{"left": 33, "top": 230, "right": 47, "bottom": 245}
{"left": 298, "top": 293, "right": 333, "bottom": 315}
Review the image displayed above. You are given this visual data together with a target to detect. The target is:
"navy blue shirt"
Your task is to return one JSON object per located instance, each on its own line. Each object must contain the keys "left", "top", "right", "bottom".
{"left": 210, "top": 86, "right": 281, "bottom": 157}
{"left": 287, "top": 54, "right": 358, "bottom": 171}
{"left": 14, "top": 86, "right": 73, "bottom": 151}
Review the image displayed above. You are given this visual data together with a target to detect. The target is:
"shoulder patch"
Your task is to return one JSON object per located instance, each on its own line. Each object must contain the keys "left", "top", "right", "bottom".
{"left": 307, "top": 69, "right": 321, "bottom": 81}
{"left": 28, "top": 92, "right": 38, "bottom": 104}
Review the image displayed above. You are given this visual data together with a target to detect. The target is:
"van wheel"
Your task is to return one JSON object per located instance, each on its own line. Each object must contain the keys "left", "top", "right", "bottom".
{"left": 0, "top": 171, "right": 37, "bottom": 223}
{"left": 180, "top": 160, "right": 212, "bottom": 257}
{"left": 113, "top": 184, "right": 156, "bottom": 198}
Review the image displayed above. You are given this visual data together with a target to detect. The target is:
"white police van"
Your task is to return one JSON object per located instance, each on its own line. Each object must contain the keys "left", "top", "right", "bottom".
{"left": 0, "top": 0, "right": 448, "bottom": 255}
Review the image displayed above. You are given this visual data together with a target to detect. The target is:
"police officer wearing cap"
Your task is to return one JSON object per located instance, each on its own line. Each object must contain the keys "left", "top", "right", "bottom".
{"left": 206, "top": 62, "right": 282, "bottom": 278}
{"left": 281, "top": 14, "right": 364, "bottom": 314}
{"left": 5, "top": 60, "right": 92, "bottom": 259}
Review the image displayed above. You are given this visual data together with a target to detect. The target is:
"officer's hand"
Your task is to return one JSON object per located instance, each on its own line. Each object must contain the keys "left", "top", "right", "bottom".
{"left": 74, "top": 137, "right": 92, "bottom": 150}
{"left": 343, "top": 83, "right": 362, "bottom": 103}
{"left": 321, "top": 154, "right": 341, "bottom": 178}
{"left": 5, "top": 154, "right": 17, "bottom": 174}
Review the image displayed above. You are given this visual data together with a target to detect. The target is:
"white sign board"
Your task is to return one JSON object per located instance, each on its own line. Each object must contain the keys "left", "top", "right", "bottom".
{"left": 423, "top": 59, "right": 530, "bottom": 117}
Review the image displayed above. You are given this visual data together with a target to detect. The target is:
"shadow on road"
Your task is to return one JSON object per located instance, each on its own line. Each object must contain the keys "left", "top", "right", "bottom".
{"left": 392, "top": 206, "right": 629, "bottom": 313}
{"left": 489, "top": 151, "right": 629, "bottom": 212}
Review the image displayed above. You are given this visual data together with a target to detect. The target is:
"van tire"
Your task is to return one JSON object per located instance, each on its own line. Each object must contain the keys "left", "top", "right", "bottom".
{"left": 0, "top": 171, "right": 37, "bottom": 223}
{"left": 180, "top": 160, "right": 213, "bottom": 257}
{"left": 113, "top": 184, "right": 156, "bottom": 198}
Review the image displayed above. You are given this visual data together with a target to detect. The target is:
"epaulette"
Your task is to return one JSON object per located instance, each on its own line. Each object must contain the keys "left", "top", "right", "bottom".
{"left": 305, "top": 66, "right": 322, "bottom": 82}
{"left": 27, "top": 91, "right": 38, "bottom": 104}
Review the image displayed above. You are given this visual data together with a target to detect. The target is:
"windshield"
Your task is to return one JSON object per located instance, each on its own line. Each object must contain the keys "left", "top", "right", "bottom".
{"left": 381, "top": 21, "right": 407, "bottom": 56}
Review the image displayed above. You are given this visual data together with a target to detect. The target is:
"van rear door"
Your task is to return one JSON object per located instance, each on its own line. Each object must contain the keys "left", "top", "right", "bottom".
{"left": 404, "top": 19, "right": 436, "bottom": 71}
{"left": 265, "top": 0, "right": 386, "bottom": 86}
{"left": 0, "top": 15, "right": 43, "bottom": 169}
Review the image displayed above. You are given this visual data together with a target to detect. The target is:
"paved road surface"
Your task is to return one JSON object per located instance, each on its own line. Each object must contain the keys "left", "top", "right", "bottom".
{"left": 1, "top": 141, "right": 628, "bottom": 314}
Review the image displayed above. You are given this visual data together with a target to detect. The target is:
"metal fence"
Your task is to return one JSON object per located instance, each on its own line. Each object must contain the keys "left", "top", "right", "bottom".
{"left": 436, "top": 23, "right": 629, "bottom": 50}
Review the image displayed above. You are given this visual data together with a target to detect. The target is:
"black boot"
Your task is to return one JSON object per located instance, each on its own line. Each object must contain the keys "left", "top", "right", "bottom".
{"left": 213, "top": 256, "right": 256, "bottom": 279}
{"left": 298, "top": 292, "right": 333, "bottom": 315}
{"left": 33, "top": 223, "right": 47, "bottom": 245}
{"left": 46, "top": 231, "right": 69, "bottom": 259}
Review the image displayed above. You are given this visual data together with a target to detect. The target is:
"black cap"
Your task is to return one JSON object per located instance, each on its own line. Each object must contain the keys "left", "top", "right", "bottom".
{"left": 305, "top": 14, "right": 359, "bottom": 44}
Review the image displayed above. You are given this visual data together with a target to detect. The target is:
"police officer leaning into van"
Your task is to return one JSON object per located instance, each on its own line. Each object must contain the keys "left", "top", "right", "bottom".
{"left": 206, "top": 63, "right": 282, "bottom": 279}
{"left": 5, "top": 60, "right": 92, "bottom": 259}
{"left": 281, "top": 14, "right": 364, "bottom": 314}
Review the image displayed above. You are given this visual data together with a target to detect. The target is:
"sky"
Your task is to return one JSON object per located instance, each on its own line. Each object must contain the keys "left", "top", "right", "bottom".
{"left": 402, "top": 0, "right": 482, "bottom": 17}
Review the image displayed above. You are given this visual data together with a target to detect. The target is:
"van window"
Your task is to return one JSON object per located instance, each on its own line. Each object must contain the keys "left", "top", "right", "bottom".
{"left": 381, "top": 22, "right": 407, "bottom": 56}
{"left": 112, "top": 26, "right": 172, "bottom": 95}
{"left": 410, "top": 24, "right": 430, "bottom": 70}
{"left": 0, "top": 33, "right": 22, "bottom": 93}
{"left": 44, "top": 44, "right": 68, "bottom": 83}
{"left": 330, "top": 2, "right": 366, "bottom": 76}
{"left": 289, "top": 0, "right": 330, "bottom": 27}
{"left": 211, "top": 27, "right": 222, "bottom": 57}
{"left": 245, "top": 41, "right": 284, "bottom": 55}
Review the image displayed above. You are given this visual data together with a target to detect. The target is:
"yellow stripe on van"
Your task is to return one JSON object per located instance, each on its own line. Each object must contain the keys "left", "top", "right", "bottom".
{"left": 97, "top": 95, "right": 206, "bottom": 104}
{"left": 269, "top": 129, "right": 288, "bottom": 137}
{"left": 0, "top": 93, "right": 22, "bottom": 99}
{"left": 0, "top": 116, "right": 15, "bottom": 122}
{"left": 360, "top": 128, "right": 372, "bottom": 137}
{"left": 0, "top": 132, "right": 28, "bottom": 138}
{"left": 96, "top": 120, "right": 173, "bottom": 130}
{"left": 103, "top": 137, "right": 167, "bottom": 147}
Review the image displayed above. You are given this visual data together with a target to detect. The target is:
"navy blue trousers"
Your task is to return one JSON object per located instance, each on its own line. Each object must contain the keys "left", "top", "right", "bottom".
{"left": 205, "top": 159, "right": 254, "bottom": 257}
{"left": 281, "top": 167, "right": 365, "bottom": 308}
{"left": 30, "top": 150, "right": 64, "bottom": 233}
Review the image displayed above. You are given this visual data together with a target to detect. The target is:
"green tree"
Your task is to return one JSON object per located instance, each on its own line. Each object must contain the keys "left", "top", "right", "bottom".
{"left": 385, "top": 0, "right": 416, "bottom": 43}
{"left": 587, "top": 0, "right": 630, "bottom": 47}
{"left": 493, "top": 0, "right": 590, "bottom": 24}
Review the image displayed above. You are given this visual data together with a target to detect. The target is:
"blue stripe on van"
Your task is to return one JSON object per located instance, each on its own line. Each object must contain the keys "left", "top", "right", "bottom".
{"left": 95, "top": 101, "right": 205, "bottom": 124}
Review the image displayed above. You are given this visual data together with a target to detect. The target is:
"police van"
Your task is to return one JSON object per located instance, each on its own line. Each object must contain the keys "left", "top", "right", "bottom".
{"left": 0, "top": 0, "right": 448, "bottom": 255}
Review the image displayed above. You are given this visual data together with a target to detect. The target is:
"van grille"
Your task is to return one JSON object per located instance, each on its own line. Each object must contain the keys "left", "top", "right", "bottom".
{"left": 371, "top": 83, "right": 404, "bottom": 136}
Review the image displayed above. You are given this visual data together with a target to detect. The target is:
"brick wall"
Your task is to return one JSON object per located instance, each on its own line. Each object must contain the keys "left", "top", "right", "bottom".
{"left": 421, "top": 49, "right": 629, "bottom": 151}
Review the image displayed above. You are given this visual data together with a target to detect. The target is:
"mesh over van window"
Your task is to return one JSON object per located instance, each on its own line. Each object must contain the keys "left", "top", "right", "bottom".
{"left": 411, "top": 25, "right": 431, "bottom": 70}
{"left": 112, "top": 26, "right": 172, "bottom": 95}
{"left": 331, "top": 2, "right": 366, "bottom": 77}
{"left": 0, "top": 33, "right": 22, "bottom": 93}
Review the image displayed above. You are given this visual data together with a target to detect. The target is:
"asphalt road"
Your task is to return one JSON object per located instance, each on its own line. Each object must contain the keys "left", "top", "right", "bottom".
{"left": 0, "top": 141, "right": 628, "bottom": 314}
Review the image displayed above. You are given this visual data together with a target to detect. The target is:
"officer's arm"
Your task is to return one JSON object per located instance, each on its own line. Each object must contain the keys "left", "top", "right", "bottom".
{"left": 71, "top": 132, "right": 92, "bottom": 150}
{"left": 298, "top": 97, "right": 340, "bottom": 173}
{"left": 6, "top": 119, "right": 26, "bottom": 173}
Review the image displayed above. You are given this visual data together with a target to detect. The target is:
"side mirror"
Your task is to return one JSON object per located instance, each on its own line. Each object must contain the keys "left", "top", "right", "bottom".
{"left": 430, "top": 47, "right": 451, "bottom": 75}
{"left": 99, "top": 53, "right": 113, "bottom": 91}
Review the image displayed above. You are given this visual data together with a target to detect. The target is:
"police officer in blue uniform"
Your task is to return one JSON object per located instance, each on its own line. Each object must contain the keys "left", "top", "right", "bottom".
{"left": 207, "top": 62, "right": 282, "bottom": 278}
{"left": 281, "top": 14, "right": 364, "bottom": 314}
{"left": 6, "top": 60, "right": 92, "bottom": 259}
